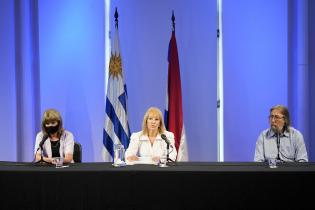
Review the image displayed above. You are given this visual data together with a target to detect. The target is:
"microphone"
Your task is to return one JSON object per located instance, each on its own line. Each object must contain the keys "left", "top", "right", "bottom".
{"left": 161, "top": 134, "right": 171, "bottom": 145}
{"left": 161, "top": 134, "right": 174, "bottom": 163}
{"left": 39, "top": 134, "right": 49, "bottom": 149}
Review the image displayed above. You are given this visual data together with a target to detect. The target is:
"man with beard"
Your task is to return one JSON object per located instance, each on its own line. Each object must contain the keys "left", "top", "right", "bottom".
{"left": 254, "top": 105, "right": 308, "bottom": 162}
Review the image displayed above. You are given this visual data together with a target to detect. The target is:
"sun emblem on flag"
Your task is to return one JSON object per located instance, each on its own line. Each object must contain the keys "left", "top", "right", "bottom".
{"left": 109, "top": 54, "right": 122, "bottom": 77}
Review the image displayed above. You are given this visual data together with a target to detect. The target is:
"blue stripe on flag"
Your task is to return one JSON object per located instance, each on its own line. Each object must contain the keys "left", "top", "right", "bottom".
{"left": 118, "top": 92, "right": 127, "bottom": 113}
{"left": 124, "top": 84, "right": 128, "bottom": 97}
{"left": 103, "top": 129, "right": 114, "bottom": 157}
{"left": 164, "top": 110, "right": 169, "bottom": 128}
{"left": 105, "top": 97, "right": 130, "bottom": 148}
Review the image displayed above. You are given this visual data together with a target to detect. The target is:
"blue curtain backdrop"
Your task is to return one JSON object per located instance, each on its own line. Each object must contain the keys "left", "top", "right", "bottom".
{"left": 309, "top": 0, "right": 315, "bottom": 161}
{"left": 0, "top": 0, "right": 314, "bottom": 162}
{"left": 223, "top": 0, "right": 289, "bottom": 161}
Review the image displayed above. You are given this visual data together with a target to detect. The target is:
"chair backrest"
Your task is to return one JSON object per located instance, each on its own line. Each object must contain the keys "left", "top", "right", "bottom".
{"left": 73, "top": 141, "right": 82, "bottom": 163}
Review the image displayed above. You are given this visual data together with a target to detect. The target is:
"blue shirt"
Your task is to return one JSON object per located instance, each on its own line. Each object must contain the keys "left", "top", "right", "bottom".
{"left": 254, "top": 127, "right": 308, "bottom": 162}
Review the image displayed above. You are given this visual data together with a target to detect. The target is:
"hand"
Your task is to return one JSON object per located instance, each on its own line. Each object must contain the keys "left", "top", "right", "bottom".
{"left": 126, "top": 155, "right": 139, "bottom": 162}
{"left": 152, "top": 156, "right": 160, "bottom": 163}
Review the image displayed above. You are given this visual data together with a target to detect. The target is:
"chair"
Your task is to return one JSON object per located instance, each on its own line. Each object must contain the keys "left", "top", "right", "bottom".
{"left": 73, "top": 141, "right": 82, "bottom": 163}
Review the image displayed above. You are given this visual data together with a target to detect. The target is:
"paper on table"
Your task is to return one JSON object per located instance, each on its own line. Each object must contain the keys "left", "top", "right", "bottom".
{"left": 126, "top": 156, "right": 157, "bottom": 165}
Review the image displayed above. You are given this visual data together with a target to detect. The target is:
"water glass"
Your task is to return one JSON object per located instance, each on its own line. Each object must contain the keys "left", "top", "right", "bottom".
{"left": 52, "top": 157, "right": 64, "bottom": 168}
{"left": 113, "top": 143, "right": 126, "bottom": 167}
{"left": 268, "top": 158, "right": 277, "bottom": 168}
{"left": 159, "top": 155, "right": 168, "bottom": 168}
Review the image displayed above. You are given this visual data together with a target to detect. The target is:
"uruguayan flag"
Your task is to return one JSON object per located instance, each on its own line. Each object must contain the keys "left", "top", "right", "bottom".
{"left": 103, "top": 24, "right": 130, "bottom": 161}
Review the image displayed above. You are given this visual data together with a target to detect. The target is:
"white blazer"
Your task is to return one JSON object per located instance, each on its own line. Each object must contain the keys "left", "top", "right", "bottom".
{"left": 34, "top": 130, "right": 74, "bottom": 159}
{"left": 125, "top": 130, "right": 177, "bottom": 161}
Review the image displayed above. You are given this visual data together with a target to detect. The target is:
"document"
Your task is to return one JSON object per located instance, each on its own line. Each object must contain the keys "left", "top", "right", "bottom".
{"left": 126, "top": 157, "right": 157, "bottom": 165}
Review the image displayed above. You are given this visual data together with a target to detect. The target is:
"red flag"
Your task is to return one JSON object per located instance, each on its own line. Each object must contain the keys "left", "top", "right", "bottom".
{"left": 166, "top": 31, "right": 188, "bottom": 161}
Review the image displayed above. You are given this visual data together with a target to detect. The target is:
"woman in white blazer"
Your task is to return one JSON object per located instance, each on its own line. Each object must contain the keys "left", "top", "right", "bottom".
{"left": 34, "top": 109, "right": 74, "bottom": 163}
{"left": 125, "top": 107, "right": 177, "bottom": 163}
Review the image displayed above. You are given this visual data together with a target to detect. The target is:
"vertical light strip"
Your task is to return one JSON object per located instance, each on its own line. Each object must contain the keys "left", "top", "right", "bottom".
{"left": 217, "top": 0, "right": 224, "bottom": 161}
{"left": 104, "top": 0, "right": 111, "bottom": 96}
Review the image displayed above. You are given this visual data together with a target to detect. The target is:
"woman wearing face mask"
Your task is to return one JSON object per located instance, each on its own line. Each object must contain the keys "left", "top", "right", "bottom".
{"left": 34, "top": 109, "right": 74, "bottom": 163}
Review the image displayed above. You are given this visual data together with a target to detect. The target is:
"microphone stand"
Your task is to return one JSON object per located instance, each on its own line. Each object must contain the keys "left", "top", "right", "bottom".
{"left": 276, "top": 133, "right": 281, "bottom": 161}
{"left": 34, "top": 148, "right": 50, "bottom": 165}
{"left": 166, "top": 144, "right": 177, "bottom": 164}
{"left": 166, "top": 143, "right": 171, "bottom": 162}
{"left": 34, "top": 137, "right": 50, "bottom": 165}
{"left": 160, "top": 134, "right": 175, "bottom": 164}
{"left": 40, "top": 146, "right": 50, "bottom": 164}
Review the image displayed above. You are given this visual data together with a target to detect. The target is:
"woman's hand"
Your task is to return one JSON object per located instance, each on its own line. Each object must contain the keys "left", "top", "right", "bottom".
{"left": 126, "top": 155, "right": 139, "bottom": 162}
{"left": 35, "top": 152, "right": 53, "bottom": 163}
{"left": 152, "top": 156, "right": 160, "bottom": 163}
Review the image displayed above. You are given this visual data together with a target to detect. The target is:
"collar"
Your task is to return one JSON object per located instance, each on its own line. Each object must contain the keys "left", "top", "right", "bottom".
{"left": 139, "top": 133, "right": 163, "bottom": 141}
{"left": 267, "top": 128, "right": 290, "bottom": 138}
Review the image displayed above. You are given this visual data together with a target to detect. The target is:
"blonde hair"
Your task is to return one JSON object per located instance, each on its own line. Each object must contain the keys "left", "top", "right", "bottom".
{"left": 141, "top": 107, "right": 166, "bottom": 135}
{"left": 41, "top": 109, "right": 64, "bottom": 137}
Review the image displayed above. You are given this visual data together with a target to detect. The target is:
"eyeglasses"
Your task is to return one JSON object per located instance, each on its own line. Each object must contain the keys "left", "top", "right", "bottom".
{"left": 269, "top": 115, "right": 284, "bottom": 120}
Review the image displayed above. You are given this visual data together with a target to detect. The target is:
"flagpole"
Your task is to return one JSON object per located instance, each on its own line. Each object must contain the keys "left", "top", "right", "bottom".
{"left": 172, "top": 10, "right": 175, "bottom": 32}
{"left": 114, "top": 7, "right": 118, "bottom": 29}
{"left": 217, "top": 0, "right": 224, "bottom": 161}
{"left": 104, "top": 0, "right": 110, "bottom": 106}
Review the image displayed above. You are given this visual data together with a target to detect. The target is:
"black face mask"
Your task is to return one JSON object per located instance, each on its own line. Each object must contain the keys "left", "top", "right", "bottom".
{"left": 46, "top": 124, "right": 59, "bottom": 135}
